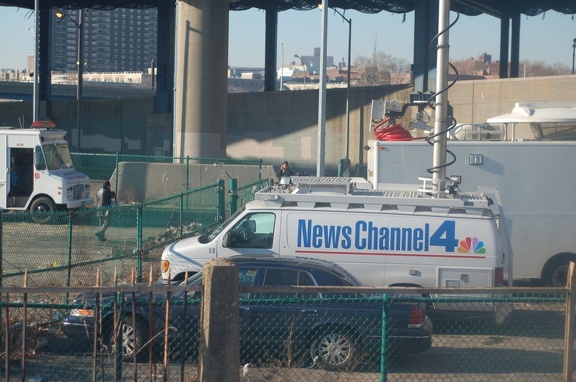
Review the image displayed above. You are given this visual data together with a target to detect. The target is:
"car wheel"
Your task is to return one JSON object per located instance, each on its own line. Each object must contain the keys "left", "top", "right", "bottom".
{"left": 115, "top": 316, "right": 148, "bottom": 362}
{"left": 30, "top": 197, "right": 56, "bottom": 224}
{"left": 309, "top": 328, "right": 358, "bottom": 371}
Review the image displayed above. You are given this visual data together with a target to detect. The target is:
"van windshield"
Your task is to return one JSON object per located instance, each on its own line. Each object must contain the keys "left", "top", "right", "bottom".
{"left": 43, "top": 143, "right": 74, "bottom": 170}
{"left": 204, "top": 207, "right": 245, "bottom": 243}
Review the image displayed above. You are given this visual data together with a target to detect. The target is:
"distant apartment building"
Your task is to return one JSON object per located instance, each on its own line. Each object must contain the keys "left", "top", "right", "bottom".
{"left": 51, "top": 8, "right": 157, "bottom": 73}
{"left": 27, "top": 54, "right": 34, "bottom": 75}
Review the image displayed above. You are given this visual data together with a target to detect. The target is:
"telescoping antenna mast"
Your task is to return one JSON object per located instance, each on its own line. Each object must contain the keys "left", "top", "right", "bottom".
{"left": 431, "top": 0, "right": 451, "bottom": 196}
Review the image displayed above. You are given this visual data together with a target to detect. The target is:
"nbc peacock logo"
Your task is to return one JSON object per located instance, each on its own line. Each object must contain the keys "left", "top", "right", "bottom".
{"left": 457, "top": 237, "right": 486, "bottom": 254}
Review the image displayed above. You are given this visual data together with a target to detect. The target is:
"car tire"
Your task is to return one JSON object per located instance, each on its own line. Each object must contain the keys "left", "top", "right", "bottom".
{"left": 309, "top": 328, "right": 358, "bottom": 371}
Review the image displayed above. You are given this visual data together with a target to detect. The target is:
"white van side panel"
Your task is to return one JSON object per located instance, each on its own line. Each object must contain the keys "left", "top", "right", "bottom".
{"left": 281, "top": 209, "right": 501, "bottom": 287}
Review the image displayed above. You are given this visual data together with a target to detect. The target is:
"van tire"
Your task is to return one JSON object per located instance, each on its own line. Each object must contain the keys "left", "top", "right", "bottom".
{"left": 542, "top": 254, "right": 576, "bottom": 287}
{"left": 30, "top": 197, "right": 56, "bottom": 224}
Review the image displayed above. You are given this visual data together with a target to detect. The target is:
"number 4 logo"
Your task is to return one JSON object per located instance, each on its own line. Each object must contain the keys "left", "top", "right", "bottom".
{"left": 429, "top": 220, "right": 459, "bottom": 252}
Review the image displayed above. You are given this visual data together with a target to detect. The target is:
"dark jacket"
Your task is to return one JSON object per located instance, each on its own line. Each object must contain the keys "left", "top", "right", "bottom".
{"left": 96, "top": 184, "right": 116, "bottom": 207}
{"left": 278, "top": 168, "right": 294, "bottom": 178}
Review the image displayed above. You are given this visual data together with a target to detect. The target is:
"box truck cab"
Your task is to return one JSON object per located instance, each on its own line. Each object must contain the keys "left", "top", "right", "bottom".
{"left": 161, "top": 177, "right": 506, "bottom": 294}
{"left": 0, "top": 120, "right": 92, "bottom": 222}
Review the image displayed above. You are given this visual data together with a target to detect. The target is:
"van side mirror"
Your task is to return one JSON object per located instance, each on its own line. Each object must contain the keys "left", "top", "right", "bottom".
{"left": 248, "top": 219, "right": 256, "bottom": 233}
{"left": 223, "top": 232, "right": 231, "bottom": 248}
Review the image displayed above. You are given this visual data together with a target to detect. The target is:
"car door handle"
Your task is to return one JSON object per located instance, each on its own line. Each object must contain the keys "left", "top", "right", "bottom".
{"left": 301, "top": 309, "right": 318, "bottom": 314}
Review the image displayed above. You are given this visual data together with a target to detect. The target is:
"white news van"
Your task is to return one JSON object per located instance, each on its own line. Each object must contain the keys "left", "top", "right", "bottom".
{"left": 367, "top": 101, "right": 576, "bottom": 286}
{"left": 161, "top": 177, "right": 506, "bottom": 294}
{"left": 0, "top": 120, "right": 93, "bottom": 221}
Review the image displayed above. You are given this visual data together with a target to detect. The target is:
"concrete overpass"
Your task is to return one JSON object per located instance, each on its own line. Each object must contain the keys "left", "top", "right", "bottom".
{"left": 1, "top": 0, "right": 574, "bottom": 162}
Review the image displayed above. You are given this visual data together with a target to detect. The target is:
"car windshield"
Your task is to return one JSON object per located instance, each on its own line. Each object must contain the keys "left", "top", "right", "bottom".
{"left": 204, "top": 207, "right": 245, "bottom": 243}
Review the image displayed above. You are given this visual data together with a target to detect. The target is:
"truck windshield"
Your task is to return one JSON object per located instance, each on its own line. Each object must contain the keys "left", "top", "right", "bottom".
{"left": 204, "top": 207, "right": 245, "bottom": 243}
{"left": 43, "top": 143, "right": 74, "bottom": 170}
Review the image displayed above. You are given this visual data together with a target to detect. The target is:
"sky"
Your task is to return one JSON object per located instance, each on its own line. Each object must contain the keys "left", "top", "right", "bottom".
{"left": 0, "top": 5, "right": 574, "bottom": 71}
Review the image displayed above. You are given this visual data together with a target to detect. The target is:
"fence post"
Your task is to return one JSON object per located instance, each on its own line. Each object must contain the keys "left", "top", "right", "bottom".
{"left": 137, "top": 204, "right": 143, "bottom": 283}
{"left": 380, "top": 293, "right": 389, "bottom": 382}
{"left": 0, "top": 209, "right": 3, "bottom": 287}
{"left": 216, "top": 180, "right": 225, "bottom": 223}
{"left": 114, "top": 152, "right": 120, "bottom": 195}
{"left": 179, "top": 193, "right": 184, "bottom": 240}
{"left": 563, "top": 261, "right": 576, "bottom": 382}
{"left": 66, "top": 211, "right": 73, "bottom": 298}
{"left": 258, "top": 158, "right": 263, "bottom": 180}
{"left": 229, "top": 178, "right": 238, "bottom": 214}
{"left": 199, "top": 258, "right": 240, "bottom": 382}
{"left": 186, "top": 156, "right": 190, "bottom": 192}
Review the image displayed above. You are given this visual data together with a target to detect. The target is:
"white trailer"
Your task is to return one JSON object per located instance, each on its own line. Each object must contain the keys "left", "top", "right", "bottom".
{"left": 367, "top": 101, "right": 576, "bottom": 286}
{"left": 0, "top": 120, "right": 93, "bottom": 222}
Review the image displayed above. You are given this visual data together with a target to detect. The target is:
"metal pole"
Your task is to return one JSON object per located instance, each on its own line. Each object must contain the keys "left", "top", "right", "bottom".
{"left": 294, "top": 54, "right": 306, "bottom": 85}
{"left": 432, "top": 0, "right": 450, "bottom": 196}
{"left": 317, "top": 0, "right": 328, "bottom": 176}
{"left": 280, "top": 43, "right": 284, "bottom": 91}
{"left": 572, "top": 38, "right": 576, "bottom": 75}
{"left": 33, "top": 0, "right": 40, "bottom": 121}
{"left": 77, "top": 9, "right": 84, "bottom": 152}
{"left": 345, "top": 18, "right": 351, "bottom": 164}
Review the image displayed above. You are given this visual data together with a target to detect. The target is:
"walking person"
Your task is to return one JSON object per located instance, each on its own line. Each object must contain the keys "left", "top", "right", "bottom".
{"left": 95, "top": 179, "right": 116, "bottom": 241}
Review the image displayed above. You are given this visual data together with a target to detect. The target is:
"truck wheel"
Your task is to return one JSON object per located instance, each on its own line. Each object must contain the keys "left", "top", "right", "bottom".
{"left": 30, "top": 197, "right": 56, "bottom": 224}
{"left": 542, "top": 255, "right": 576, "bottom": 287}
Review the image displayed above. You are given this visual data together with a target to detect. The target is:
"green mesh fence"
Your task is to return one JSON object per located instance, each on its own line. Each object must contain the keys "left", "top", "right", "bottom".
{"left": 71, "top": 152, "right": 266, "bottom": 183}
{"left": 0, "top": 288, "right": 571, "bottom": 381}
{"left": 0, "top": 183, "right": 220, "bottom": 288}
{"left": 70, "top": 152, "right": 276, "bottom": 205}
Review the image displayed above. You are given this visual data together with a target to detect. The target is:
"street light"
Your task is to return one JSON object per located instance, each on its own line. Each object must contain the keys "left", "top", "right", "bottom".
{"left": 572, "top": 38, "right": 576, "bottom": 75}
{"left": 56, "top": 9, "right": 84, "bottom": 152}
{"left": 293, "top": 54, "right": 306, "bottom": 85}
{"left": 319, "top": 5, "right": 352, "bottom": 174}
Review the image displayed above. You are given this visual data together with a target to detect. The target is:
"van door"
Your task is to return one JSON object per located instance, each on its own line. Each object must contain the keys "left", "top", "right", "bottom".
{"left": 219, "top": 212, "right": 277, "bottom": 257}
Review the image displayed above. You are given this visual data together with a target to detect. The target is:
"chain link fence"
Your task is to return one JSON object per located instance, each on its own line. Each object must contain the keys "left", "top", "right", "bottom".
{"left": 1, "top": 178, "right": 270, "bottom": 289}
{"left": 70, "top": 153, "right": 277, "bottom": 206}
{"left": 0, "top": 285, "right": 572, "bottom": 381}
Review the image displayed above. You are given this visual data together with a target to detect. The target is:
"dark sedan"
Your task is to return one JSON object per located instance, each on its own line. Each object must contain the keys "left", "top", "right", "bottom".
{"left": 62, "top": 256, "right": 432, "bottom": 371}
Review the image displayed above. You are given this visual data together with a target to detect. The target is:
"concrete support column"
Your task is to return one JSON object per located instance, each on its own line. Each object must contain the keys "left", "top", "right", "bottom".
{"left": 510, "top": 12, "right": 521, "bottom": 78}
{"left": 174, "top": 0, "right": 228, "bottom": 160}
{"left": 264, "top": 8, "right": 278, "bottom": 92}
{"left": 499, "top": 17, "right": 510, "bottom": 79}
{"left": 412, "top": 0, "right": 439, "bottom": 93}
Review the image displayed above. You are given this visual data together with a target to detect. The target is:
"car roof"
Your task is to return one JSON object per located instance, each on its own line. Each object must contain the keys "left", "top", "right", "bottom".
{"left": 225, "top": 255, "right": 363, "bottom": 285}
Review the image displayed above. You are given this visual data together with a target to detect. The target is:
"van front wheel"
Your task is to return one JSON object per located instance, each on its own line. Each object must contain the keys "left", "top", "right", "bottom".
{"left": 30, "top": 197, "right": 56, "bottom": 224}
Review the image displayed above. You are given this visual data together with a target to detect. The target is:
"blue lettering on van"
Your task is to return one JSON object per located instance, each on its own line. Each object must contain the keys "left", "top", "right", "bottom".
{"left": 298, "top": 219, "right": 460, "bottom": 253}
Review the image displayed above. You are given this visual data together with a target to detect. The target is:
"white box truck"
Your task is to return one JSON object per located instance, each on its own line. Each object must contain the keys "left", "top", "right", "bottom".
{"left": 0, "top": 120, "right": 93, "bottom": 222}
{"left": 161, "top": 177, "right": 506, "bottom": 293}
{"left": 367, "top": 101, "right": 576, "bottom": 286}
